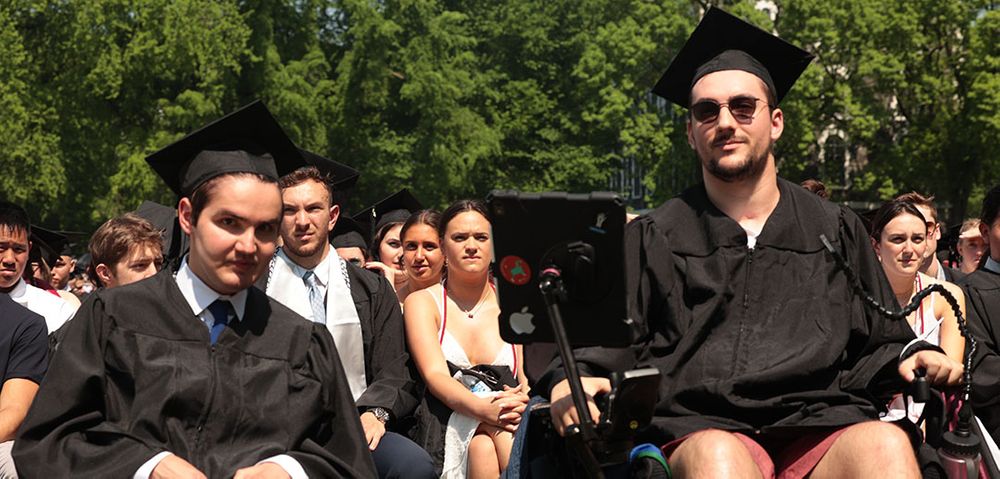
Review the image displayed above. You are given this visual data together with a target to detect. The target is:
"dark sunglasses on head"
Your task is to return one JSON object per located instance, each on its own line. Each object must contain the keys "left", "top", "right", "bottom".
{"left": 690, "top": 97, "right": 770, "bottom": 124}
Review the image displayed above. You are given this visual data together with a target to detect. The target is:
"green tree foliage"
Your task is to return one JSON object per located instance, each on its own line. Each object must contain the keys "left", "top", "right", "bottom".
{"left": 0, "top": 4, "right": 64, "bottom": 221}
{"left": 0, "top": 0, "right": 996, "bottom": 233}
{"left": 777, "top": 0, "right": 998, "bottom": 221}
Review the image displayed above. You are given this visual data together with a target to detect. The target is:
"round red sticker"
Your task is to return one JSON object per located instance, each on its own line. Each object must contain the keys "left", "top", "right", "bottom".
{"left": 499, "top": 256, "right": 532, "bottom": 286}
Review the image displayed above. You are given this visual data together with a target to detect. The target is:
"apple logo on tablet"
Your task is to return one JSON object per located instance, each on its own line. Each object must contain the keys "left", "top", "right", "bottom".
{"left": 510, "top": 307, "right": 535, "bottom": 335}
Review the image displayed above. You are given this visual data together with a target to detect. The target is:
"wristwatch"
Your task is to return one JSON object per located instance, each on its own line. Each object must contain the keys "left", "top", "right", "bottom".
{"left": 368, "top": 407, "right": 391, "bottom": 425}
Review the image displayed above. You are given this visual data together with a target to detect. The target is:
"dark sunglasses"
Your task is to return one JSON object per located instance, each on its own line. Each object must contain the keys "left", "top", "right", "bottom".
{"left": 690, "top": 97, "right": 770, "bottom": 124}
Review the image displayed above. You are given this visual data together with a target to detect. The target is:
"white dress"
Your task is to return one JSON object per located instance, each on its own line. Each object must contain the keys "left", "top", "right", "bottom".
{"left": 429, "top": 287, "right": 517, "bottom": 479}
{"left": 881, "top": 276, "right": 941, "bottom": 423}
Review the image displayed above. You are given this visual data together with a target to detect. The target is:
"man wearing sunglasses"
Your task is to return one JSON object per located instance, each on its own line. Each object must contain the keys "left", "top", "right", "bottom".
{"left": 542, "top": 7, "right": 958, "bottom": 478}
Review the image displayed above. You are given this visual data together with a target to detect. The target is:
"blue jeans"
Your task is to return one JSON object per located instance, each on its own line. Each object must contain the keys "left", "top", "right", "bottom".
{"left": 371, "top": 431, "right": 436, "bottom": 479}
{"left": 503, "top": 396, "right": 548, "bottom": 478}
{"left": 502, "top": 396, "right": 631, "bottom": 478}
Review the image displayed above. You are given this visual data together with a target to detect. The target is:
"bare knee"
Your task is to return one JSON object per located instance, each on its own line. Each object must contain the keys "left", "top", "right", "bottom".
{"left": 670, "top": 429, "right": 761, "bottom": 479}
{"left": 468, "top": 432, "right": 500, "bottom": 479}
{"left": 469, "top": 433, "right": 497, "bottom": 459}
{"left": 845, "top": 422, "right": 913, "bottom": 462}
{"left": 491, "top": 430, "right": 514, "bottom": 471}
{"left": 672, "top": 429, "right": 749, "bottom": 463}
{"left": 812, "top": 422, "right": 918, "bottom": 478}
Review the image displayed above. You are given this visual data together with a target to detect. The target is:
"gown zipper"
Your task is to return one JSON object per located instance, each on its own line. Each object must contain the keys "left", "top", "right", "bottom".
{"left": 731, "top": 247, "right": 755, "bottom": 374}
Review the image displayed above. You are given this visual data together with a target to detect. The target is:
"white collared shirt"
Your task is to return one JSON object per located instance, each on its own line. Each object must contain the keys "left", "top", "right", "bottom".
{"left": 174, "top": 259, "right": 248, "bottom": 329}
{"left": 134, "top": 259, "right": 306, "bottom": 479}
{"left": 985, "top": 257, "right": 1000, "bottom": 275}
{"left": 267, "top": 248, "right": 368, "bottom": 400}
{"left": 286, "top": 247, "right": 332, "bottom": 302}
{"left": 933, "top": 257, "right": 947, "bottom": 281}
{"left": 4, "top": 279, "right": 77, "bottom": 334}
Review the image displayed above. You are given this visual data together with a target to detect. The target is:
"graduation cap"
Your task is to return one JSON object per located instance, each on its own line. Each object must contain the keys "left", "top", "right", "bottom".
{"left": 299, "top": 148, "right": 361, "bottom": 207}
{"left": 652, "top": 7, "right": 815, "bottom": 108}
{"left": 145, "top": 100, "right": 306, "bottom": 197}
{"left": 134, "top": 200, "right": 188, "bottom": 262}
{"left": 330, "top": 215, "right": 370, "bottom": 251}
{"left": 352, "top": 189, "right": 422, "bottom": 239}
{"left": 299, "top": 149, "right": 360, "bottom": 192}
{"left": 29, "top": 226, "right": 68, "bottom": 267}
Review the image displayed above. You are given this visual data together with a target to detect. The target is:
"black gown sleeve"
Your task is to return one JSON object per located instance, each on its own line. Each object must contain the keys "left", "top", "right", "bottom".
{"left": 961, "top": 279, "right": 1000, "bottom": 440}
{"left": 836, "top": 208, "right": 911, "bottom": 399}
{"left": 12, "top": 295, "right": 160, "bottom": 478}
{"left": 288, "top": 322, "right": 377, "bottom": 478}
{"left": 354, "top": 273, "right": 419, "bottom": 421}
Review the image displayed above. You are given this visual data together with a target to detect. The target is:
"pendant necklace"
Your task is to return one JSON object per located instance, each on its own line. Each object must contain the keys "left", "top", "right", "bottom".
{"left": 449, "top": 283, "right": 490, "bottom": 319}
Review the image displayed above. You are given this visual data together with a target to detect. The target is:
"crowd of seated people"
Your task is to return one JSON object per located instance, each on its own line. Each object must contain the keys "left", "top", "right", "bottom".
{"left": 4, "top": 148, "right": 1000, "bottom": 479}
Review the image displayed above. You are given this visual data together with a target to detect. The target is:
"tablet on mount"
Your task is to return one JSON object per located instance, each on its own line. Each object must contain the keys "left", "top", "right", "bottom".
{"left": 488, "top": 190, "right": 638, "bottom": 348}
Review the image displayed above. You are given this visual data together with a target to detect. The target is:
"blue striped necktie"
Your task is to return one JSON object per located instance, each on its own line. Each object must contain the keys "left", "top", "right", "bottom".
{"left": 302, "top": 271, "right": 327, "bottom": 324}
{"left": 207, "top": 300, "right": 231, "bottom": 345}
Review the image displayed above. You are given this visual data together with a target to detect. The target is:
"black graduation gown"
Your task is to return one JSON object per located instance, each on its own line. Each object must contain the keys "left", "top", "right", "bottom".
{"left": 538, "top": 178, "right": 915, "bottom": 445}
{"left": 942, "top": 265, "right": 965, "bottom": 283}
{"left": 256, "top": 260, "right": 421, "bottom": 425}
{"left": 343, "top": 263, "right": 421, "bottom": 422}
{"left": 13, "top": 269, "right": 376, "bottom": 478}
{"left": 958, "top": 268, "right": 1000, "bottom": 443}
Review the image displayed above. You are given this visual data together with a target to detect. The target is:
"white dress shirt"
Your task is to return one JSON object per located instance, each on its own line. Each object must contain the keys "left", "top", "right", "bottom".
{"left": 4, "top": 279, "right": 77, "bottom": 334}
{"left": 266, "top": 248, "right": 368, "bottom": 400}
{"left": 134, "top": 260, "right": 306, "bottom": 479}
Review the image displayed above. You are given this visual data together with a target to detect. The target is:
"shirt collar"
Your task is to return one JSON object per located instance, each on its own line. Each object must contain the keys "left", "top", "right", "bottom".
{"left": 5, "top": 279, "right": 27, "bottom": 300}
{"left": 932, "top": 257, "right": 947, "bottom": 281}
{"left": 985, "top": 257, "right": 1000, "bottom": 275}
{"left": 284, "top": 247, "right": 333, "bottom": 288}
{"left": 174, "top": 257, "right": 247, "bottom": 321}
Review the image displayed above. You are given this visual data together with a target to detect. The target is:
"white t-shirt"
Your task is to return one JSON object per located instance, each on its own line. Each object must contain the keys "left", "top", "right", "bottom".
{"left": 5, "top": 279, "right": 77, "bottom": 334}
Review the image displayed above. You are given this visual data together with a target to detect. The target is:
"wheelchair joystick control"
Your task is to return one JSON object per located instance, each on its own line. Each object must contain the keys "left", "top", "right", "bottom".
{"left": 911, "top": 367, "right": 930, "bottom": 403}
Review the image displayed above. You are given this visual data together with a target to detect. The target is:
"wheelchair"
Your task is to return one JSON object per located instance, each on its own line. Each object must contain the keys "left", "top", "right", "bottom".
{"left": 503, "top": 235, "right": 1000, "bottom": 479}
{"left": 505, "top": 377, "right": 1000, "bottom": 478}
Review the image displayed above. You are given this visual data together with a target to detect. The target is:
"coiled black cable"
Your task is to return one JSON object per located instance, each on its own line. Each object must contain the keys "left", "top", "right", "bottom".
{"left": 819, "top": 235, "right": 975, "bottom": 403}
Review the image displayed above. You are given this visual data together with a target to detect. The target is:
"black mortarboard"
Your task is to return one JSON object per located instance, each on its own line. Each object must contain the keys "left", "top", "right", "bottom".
{"left": 145, "top": 100, "right": 305, "bottom": 196}
{"left": 299, "top": 148, "right": 361, "bottom": 207}
{"left": 652, "top": 7, "right": 814, "bottom": 108}
{"left": 30, "top": 227, "right": 67, "bottom": 267}
{"left": 353, "top": 189, "right": 422, "bottom": 238}
{"left": 330, "top": 215, "right": 370, "bottom": 250}
{"left": 299, "top": 149, "right": 361, "bottom": 192}
{"left": 134, "top": 200, "right": 188, "bottom": 261}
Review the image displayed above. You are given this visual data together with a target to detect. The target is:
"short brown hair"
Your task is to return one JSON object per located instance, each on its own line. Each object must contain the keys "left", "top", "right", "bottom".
{"left": 190, "top": 172, "right": 277, "bottom": 225}
{"left": 278, "top": 166, "right": 333, "bottom": 207}
{"left": 800, "top": 179, "right": 828, "bottom": 199}
{"left": 88, "top": 213, "right": 163, "bottom": 286}
{"left": 895, "top": 191, "right": 937, "bottom": 223}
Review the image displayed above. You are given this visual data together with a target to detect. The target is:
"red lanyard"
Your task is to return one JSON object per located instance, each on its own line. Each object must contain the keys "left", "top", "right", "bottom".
{"left": 914, "top": 275, "right": 925, "bottom": 335}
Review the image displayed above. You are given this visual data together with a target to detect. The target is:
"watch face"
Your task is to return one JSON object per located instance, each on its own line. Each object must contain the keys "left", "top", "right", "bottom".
{"left": 372, "top": 407, "right": 390, "bottom": 423}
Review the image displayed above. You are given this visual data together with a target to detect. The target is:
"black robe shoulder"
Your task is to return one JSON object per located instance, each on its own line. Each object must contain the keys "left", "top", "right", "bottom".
{"left": 958, "top": 268, "right": 1000, "bottom": 443}
{"left": 14, "top": 269, "right": 376, "bottom": 478}
{"left": 538, "top": 178, "right": 915, "bottom": 444}
{"left": 344, "top": 262, "right": 421, "bottom": 423}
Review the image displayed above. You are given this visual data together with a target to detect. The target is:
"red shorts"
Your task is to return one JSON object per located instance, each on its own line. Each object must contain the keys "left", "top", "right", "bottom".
{"left": 660, "top": 427, "right": 849, "bottom": 479}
